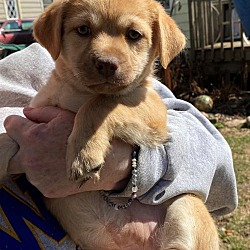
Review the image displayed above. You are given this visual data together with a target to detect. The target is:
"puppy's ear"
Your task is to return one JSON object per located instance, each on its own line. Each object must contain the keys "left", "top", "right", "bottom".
{"left": 153, "top": 2, "right": 186, "bottom": 69}
{"left": 33, "top": 1, "right": 64, "bottom": 60}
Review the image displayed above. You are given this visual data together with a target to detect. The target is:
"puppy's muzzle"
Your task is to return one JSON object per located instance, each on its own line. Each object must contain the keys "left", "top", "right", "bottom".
{"left": 94, "top": 58, "right": 119, "bottom": 78}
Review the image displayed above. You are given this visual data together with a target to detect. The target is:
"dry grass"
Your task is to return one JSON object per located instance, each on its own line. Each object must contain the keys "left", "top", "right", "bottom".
{"left": 216, "top": 127, "right": 250, "bottom": 250}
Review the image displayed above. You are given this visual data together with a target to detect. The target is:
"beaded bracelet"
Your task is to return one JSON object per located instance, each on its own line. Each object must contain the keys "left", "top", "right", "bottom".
{"left": 100, "top": 146, "right": 139, "bottom": 210}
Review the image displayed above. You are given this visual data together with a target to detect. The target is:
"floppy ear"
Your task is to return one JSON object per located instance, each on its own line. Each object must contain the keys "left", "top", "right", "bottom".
{"left": 153, "top": 2, "right": 186, "bottom": 69}
{"left": 33, "top": 1, "right": 64, "bottom": 60}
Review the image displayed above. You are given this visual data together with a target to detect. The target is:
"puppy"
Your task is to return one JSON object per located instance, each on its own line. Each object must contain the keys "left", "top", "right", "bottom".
{"left": 0, "top": 0, "right": 219, "bottom": 249}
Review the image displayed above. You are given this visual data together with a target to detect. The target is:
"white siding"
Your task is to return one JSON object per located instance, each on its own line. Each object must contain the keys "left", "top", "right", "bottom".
{"left": 171, "top": 0, "right": 191, "bottom": 48}
{"left": 0, "top": 0, "right": 43, "bottom": 21}
{"left": 0, "top": 0, "right": 6, "bottom": 21}
{"left": 19, "top": 0, "right": 43, "bottom": 19}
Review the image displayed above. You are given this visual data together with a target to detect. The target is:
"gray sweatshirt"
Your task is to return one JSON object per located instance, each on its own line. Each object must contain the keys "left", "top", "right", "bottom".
{"left": 0, "top": 43, "right": 237, "bottom": 218}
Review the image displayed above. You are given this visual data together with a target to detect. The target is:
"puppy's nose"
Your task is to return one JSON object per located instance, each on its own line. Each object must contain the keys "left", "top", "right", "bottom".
{"left": 94, "top": 58, "right": 118, "bottom": 78}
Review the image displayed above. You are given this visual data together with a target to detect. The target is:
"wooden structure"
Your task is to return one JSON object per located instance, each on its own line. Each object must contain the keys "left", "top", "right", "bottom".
{"left": 159, "top": 0, "right": 250, "bottom": 62}
{"left": 188, "top": 0, "right": 250, "bottom": 74}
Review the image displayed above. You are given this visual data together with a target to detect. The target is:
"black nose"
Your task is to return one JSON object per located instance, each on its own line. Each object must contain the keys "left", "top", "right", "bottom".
{"left": 94, "top": 58, "right": 118, "bottom": 78}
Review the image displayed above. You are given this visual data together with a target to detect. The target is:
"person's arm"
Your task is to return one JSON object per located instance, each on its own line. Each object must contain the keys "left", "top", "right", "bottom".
{"left": 104, "top": 80, "right": 237, "bottom": 216}
{"left": 0, "top": 43, "right": 55, "bottom": 132}
{"left": 5, "top": 81, "right": 238, "bottom": 216}
{"left": 0, "top": 43, "right": 133, "bottom": 198}
{"left": 133, "top": 81, "right": 238, "bottom": 216}
{"left": 0, "top": 43, "right": 237, "bottom": 217}
{"left": 5, "top": 106, "right": 132, "bottom": 198}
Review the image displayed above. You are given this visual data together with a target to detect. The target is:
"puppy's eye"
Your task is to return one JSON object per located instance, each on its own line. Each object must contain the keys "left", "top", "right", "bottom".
{"left": 77, "top": 25, "right": 91, "bottom": 36}
{"left": 126, "top": 30, "right": 142, "bottom": 41}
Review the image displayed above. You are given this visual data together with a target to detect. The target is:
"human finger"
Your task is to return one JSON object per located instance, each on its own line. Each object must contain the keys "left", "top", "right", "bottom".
{"left": 24, "top": 106, "right": 67, "bottom": 123}
{"left": 4, "top": 115, "right": 35, "bottom": 142}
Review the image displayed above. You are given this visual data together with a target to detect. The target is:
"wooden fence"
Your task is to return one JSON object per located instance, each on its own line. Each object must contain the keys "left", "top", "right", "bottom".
{"left": 188, "top": 0, "right": 250, "bottom": 63}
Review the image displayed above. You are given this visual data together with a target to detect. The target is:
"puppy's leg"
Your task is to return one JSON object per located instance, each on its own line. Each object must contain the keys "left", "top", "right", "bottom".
{"left": 66, "top": 116, "right": 110, "bottom": 182}
{"left": 67, "top": 89, "right": 167, "bottom": 182}
{"left": 159, "top": 195, "right": 219, "bottom": 250}
{"left": 0, "top": 133, "right": 19, "bottom": 181}
{"left": 66, "top": 100, "right": 111, "bottom": 181}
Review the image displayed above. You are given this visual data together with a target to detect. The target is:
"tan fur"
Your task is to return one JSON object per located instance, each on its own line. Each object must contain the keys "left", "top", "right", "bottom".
{"left": 159, "top": 195, "right": 219, "bottom": 250}
{"left": 0, "top": 0, "right": 219, "bottom": 249}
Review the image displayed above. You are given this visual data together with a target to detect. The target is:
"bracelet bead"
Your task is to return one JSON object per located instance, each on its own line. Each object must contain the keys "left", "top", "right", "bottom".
{"left": 101, "top": 146, "right": 139, "bottom": 210}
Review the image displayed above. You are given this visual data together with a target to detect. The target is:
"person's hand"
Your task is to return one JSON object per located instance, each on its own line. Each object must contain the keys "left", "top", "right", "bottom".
{"left": 4, "top": 106, "right": 132, "bottom": 198}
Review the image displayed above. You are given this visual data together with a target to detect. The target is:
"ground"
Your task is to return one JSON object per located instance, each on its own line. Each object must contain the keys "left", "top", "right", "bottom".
{"left": 161, "top": 55, "right": 250, "bottom": 249}
{"left": 212, "top": 117, "right": 250, "bottom": 250}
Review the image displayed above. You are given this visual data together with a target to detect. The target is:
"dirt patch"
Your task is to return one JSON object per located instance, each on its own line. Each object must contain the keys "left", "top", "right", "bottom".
{"left": 245, "top": 147, "right": 250, "bottom": 155}
{"left": 220, "top": 126, "right": 250, "bottom": 137}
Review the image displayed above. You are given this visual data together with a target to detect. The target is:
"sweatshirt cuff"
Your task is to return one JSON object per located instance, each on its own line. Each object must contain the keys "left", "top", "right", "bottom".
{"left": 109, "top": 145, "right": 168, "bottom": 198}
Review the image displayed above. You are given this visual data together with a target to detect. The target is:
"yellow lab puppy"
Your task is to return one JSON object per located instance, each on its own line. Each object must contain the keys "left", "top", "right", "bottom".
{"left": 0, "top": 0, "right": 219, "bottom": 249}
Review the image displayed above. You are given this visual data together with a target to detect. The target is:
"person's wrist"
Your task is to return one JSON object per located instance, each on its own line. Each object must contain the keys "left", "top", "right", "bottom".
{"left": 100, "top": 146, "right": 140, "bottom": 210}
{"left": 110, "top": 176, "right": 131, "bottom": 192}
{"left": 102, "top": 145, "right": 139, "bottom": 192}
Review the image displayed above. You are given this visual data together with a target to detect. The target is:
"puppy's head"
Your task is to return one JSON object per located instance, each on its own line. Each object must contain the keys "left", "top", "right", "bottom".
{"left": 34, "top": 0, "right": 185, "bottom": 94}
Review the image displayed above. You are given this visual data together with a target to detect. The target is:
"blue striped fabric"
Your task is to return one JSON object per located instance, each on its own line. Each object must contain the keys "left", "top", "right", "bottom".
{"left": 0, "top": 175, "right": 76, "bottom": 249}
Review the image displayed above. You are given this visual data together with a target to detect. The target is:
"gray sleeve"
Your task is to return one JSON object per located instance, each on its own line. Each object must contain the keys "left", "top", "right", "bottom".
{"left": 0, "top": 43, "right": 54, "bottom": 99}
{"left": 137, "top": 80, "right": 238, "bottom": 216}
{"left": 0, "top": 43, "right": 54, "bottom": 133}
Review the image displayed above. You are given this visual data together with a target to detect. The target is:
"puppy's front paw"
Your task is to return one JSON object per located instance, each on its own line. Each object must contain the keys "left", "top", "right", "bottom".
{"left": 66, "top": 139, "right": 104, "bottom": 182}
